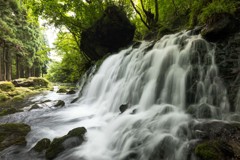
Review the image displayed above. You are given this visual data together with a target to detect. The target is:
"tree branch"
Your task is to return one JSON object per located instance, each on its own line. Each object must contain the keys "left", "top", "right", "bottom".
{"left": 130, "top": 0, "right": 150, "bottom": 30}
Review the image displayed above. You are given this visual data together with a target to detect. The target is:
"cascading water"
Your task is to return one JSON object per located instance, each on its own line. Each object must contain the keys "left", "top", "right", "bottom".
{"left": 0, "top": 31, "right": 232, "bottom": 160}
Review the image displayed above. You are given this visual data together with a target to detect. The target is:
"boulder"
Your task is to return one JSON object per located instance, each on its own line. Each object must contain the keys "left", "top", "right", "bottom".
{"left": 201, "top": 13, "right": 239, "bottom": 42}
{"left": 0, "top": 123, "right": 31, "bottom": 151}
{"left": 191, "top": 121, "right": 240, "bottom": 159}
{"left": 66, "top": 89, "right": 76, "bottom": 95}
{"left": 56, "top": 88, "right": 67, "bottom": 93}
{"left": 45, "top": 127, "right": 87, "bottom": 160}
{"left": 29, "top": 104, "right": 41, "bottom": 111}
{"left": 54, "top": 100, "right": 65, "bottom": 107}
{"left": 80, "top": 5, "right": 135, "bottom": 60}
{"left": 119, "top": 104, "right": 128, "bottom": 113}
{"left": 32, "top": 138, "right": 51, "bottom": 153}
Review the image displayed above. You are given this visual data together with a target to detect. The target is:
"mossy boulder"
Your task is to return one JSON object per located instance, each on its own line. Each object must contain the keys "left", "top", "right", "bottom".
{"left": 195, "top": 140, "right": 234, "bottom": 160}
{"left": 80, "top": 5, "right": 135, "bottom": 60}
{"left": 0, "top": 123, "right": 31, "bottom": 151}
{"left": 45, "top": 127, "right": 87, "bottom": 160}
{"left": 32, "top": 138, "right": 51, "bottom": 153}
{"left": 0, "top": 81, "right": 15, "bottom": 92}
{"left": 0, "top": 107, "right": 19, "bottom": 116}
{"left": 57, "top": 88, "right": 67, "bottom": 93}
{"left": 12, "top": 77, "right": 51, "bottom": 88}
{"left": 0, "top": 93, "right": 9, "bottom": 102}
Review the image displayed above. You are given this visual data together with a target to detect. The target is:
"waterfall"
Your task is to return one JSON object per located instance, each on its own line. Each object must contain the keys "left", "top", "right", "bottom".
{"left": 0, "top": 31, "right": 231, "bottom": 160}
{"left": 56, "top": 31, "right": 229, "bottom": 160}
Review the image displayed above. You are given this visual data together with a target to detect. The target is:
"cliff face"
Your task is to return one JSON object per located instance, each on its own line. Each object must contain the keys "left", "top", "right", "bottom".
{"left": 200, "top": 11, "right": 240, "bottom": 112}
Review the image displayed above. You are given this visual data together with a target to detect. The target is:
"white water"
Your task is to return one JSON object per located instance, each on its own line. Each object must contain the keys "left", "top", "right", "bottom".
{"left": 0, "top": 31, "right": 231, "bottom": 160}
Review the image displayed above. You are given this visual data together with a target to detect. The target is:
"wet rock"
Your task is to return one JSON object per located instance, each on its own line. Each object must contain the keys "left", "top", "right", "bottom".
{"left": 80, "top": 5, "right": 135, "bottom": 60}
{"left": 119, "top": 104, "right": 128, "bottom": 113}
{"left": 0, "top": 107, "right": 19, "bottom": 116}
{"left": 195, "top": 140, "right": 234, "bottom": 160}
{"left": 187, "top": 103, "right": 216, "bottom": 119}
{"left": 191, "top": 121, "right": 240, "bottom": 159}
{"left": 29, "top": 104, "right": 41, "bottom": 110}
{"left": 71, "top": 97, "right": 79, "bottom": 103}
{"left": 32, "top": 138, "right": 51, "bottom": 153}
{"left": 201, "top": 13, "right": 239, "bottom": 42}
{"left": 0, "top": 123, "right": 31, "bottom": 151}
{"left": 54, "top": 100, "right": 65, "bottom": 107}
{"left": 66, "top": 89, "right": 76, "bottom": 95}
{"left": 56, "top": 88, "right": 67, "bottom": 93}
{"left": 45, "top": 127, "right": 87, "bottom": 160}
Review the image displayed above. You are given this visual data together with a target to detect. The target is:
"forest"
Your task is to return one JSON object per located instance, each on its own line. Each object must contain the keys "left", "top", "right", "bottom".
{"left": 1, "top": 0, "right": 238, "bottom": 83}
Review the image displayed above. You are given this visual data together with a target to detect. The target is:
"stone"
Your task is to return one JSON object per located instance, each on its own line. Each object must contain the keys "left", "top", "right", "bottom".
{"left": 32, "top": 138, "right": 51, "bottom": 153}
{"left": 201, "top": 13, "right": 239, "bottom": 42}
{"left": 54, "top": 100, "right": 65, "bottom": 107}
{"left": 66, "top": 89, "right": 76, "bottom": 94}
{"left": 56, "top": 88, "right": 67, "bottom": 93}
{"left": 29, "top": 104, "right": 41, "bottom": 110}
{"left": 119, "top": 104, "right": 128, "bottom": 113}
{"left": 45, "top": 127, "right": 87, "bottom": 160}
{"left": 80, "top": 5, "right": 135, "bottom": 60}
{"left": 0, "top": 123, "right": 31, "bottom": 151}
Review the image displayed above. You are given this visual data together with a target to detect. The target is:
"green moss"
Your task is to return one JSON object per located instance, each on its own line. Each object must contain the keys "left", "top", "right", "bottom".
{"left": 0, "top": 81, "right": 15, "bottom": 92}
{"left": 0, "top": 123, "right": 31, "bottom": 151}
{"left": 12, "top": 94, "right": 25, "bottom": 101}
{"left": 45, "top": 127, "right": 86, "bottom": 160}
{"left": 32, "top": 138, "right": 51, "bottom": 153}
{"left": 199, "top": 0, "right": 237, "bottom": 23}
{"left": 57, "top": 88, "right": 67, "bottom": 93}
{"left": 0, "top": 93, "right": 9, "bottom": 102}
{"left": 0, "top": 107, "right": 19, "bottom": 116}
{"left": 195, "top": 140, "right": 223, "bottom": 160}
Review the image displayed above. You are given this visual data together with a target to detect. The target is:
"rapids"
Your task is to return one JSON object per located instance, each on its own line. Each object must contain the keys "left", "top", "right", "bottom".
{"left": 0, "top": 31, "right": 232, "bottom": 160}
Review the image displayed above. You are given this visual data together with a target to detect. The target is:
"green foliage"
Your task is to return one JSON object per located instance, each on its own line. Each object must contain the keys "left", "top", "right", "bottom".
{"left": 46, "top": 32, "right": 91, "bottom": 83}
{"left": 0, "top": 82, "right": 15, "bottom": 91}
{"left": 195, "top": 140, "right": 225, "bottom": 160}
{"left": 199, "top": 0, "right": 237, "bottom": 23}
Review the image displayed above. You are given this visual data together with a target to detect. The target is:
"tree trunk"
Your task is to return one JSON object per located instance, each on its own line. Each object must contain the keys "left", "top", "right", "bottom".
{"left": 16, "top": 55, "right": 20, "bottom": 79}
{"left": 6, "top": 48, "right": 12, "bottom": 81}
{"left": 0, "top": 48, "right": 3, "bottom": 81}
{"left": 3, "top": 45, "right": 7, "bottom": 81}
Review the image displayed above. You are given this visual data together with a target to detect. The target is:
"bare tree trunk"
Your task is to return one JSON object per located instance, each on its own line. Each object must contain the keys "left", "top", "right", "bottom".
{"left": 16, "top": 55, "right": 20, "bottom": 79}
{"left": 0, "top": 47, "right": 3, "bottom": 81}
{"left": 6, "top": 49, "right": 12, "bottom": 81}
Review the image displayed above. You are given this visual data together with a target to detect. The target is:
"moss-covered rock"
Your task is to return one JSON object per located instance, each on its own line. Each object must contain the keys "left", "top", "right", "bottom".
{"left": 32, "top": 138, "right": 51, "bottom": 153}
{"left": 0, "top": 93, "right": 9, "bottom": 102}
{"left": 0, "top": 123, "right": 31, "bottom": 151}
{"left": 29, "top": 104, "right": 41, "bottom": 110}
{"left": 0, "top": 81, "right": 15, "bottom": 92}
{"left": 0, "top": 107, "right": 20, "bottom": 116}
{"left": 12, "top": 77, "right": 51, "bottom": 88}
{"left": 45, "top": 127, "right": 87, "bottom": 160}
{"left": 56, "top": 88, "right": 67, "bottom": 93}
{"left": 195, "top": 140, "right": 234, "bottom": 160}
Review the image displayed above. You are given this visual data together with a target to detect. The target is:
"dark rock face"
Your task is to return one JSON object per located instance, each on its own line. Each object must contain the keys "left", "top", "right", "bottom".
{"left": 215, "top": 31, "right": 240, "bottom": 111}
{"left": 80, "top": 5, "right": 135, "bottom": 60}
{"left": 201, "top": 13, "right": 239, "bottom": 42}
{"left": 191, "top": 121, "right": 240, "bottom": 160}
